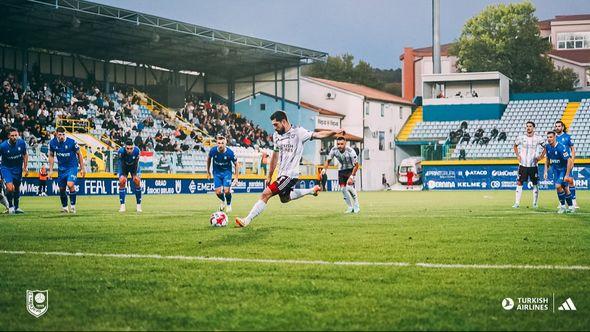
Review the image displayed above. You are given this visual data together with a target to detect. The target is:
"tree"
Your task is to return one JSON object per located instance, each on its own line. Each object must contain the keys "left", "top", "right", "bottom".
{"left": 451, "top": 1, "right": 577, "bottom": 92}
{"left": 304, "top": 55, "right": 402, "bottom": 94}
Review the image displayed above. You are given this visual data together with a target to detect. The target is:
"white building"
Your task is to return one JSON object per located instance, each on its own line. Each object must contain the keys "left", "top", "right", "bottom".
{"left": 301, "top": 77, "right": 414, "bottom": 191}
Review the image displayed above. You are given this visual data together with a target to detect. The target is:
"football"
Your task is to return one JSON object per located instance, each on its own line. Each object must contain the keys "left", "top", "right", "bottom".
{"left": 209, "top": 211, "right": 228, "bottom": 227}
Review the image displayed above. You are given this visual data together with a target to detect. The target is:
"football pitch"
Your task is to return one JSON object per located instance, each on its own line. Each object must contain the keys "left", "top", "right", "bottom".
{"left": 0, "top": 191, "right": 588, "bottom": 330}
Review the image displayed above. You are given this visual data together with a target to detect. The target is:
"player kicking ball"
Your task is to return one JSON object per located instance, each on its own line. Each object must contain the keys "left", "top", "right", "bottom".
{"left": 323, "top": 136, "right": 360, "bottom": 213}
{"left": 118, "top": 139, "right": 143, "bottom": 213}
{"left": 207, "top": 135, "right": 239, "bottom": 213}
{"left": 235, "top": 111, "right": 343, "bottom": 227}
{"left": 0, "top": 128, "right": 28, "bottom": 214}
{"left": 48, "top": 127, "right": 85, "bottom": 213}
{"left": 544, "top": 131, "right": 574, "bottom": 214}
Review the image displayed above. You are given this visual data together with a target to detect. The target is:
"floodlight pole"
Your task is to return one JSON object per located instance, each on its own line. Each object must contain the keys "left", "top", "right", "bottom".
{"left": 432, "top": 0, "right": 441, "bottom": 74}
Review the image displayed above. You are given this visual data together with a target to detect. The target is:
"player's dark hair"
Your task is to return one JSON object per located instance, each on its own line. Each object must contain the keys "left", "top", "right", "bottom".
{"left": 270, "top": 110, "right": 288, "bottom": 122}
{"left": 216, "top": 134, "right": 226, "bottom": 140}
{"left": 125, "top": 138, "right": 133, "bottom": 146}
{"left": 546, "top": 130, "right": 556, "bottom": 136}
{"left": 526, "top": 121, "right": 535, "bottom": 128}
{"left": 555, "top": 120, "right": 567, "bottom": 133}
{"left": 9, "top": 127, "right": 17, "bottom": 133}
{"left": 336, "top": 136, "right": 346, "bottom": 141}
{"left": 56, "top": 127, "right": 66, "bottom": 133}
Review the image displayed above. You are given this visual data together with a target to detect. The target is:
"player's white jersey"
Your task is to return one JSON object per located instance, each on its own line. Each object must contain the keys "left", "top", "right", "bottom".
{"left": 514, "top": 134, "right": 545, "bottom": 167}
{"left": 328, "top": 146, "right": 358, "bottom": 170}
{"left": 272, "top": 126, "right": 313, "bottom": 178}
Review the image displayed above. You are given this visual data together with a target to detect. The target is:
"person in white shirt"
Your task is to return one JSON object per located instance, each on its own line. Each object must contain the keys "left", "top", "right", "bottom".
{"left": 323, "top": 136, "right": 360, "bottom": 213}
{"left": 235, "top": 110, "right": 343, "bottom": 228}
{"left": 512, "top": 121, "right": 546, "bottom": 208}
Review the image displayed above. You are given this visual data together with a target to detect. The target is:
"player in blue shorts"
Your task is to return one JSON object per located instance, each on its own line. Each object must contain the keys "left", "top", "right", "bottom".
{"left": 118, "top": 139, "right": 142, "bottom": 213}
{"left": 207, "top": 135, "right": 239, "bottom": 213}
{"left": 48, "top": 127, "right": 85, "bottom": 213}
{"left": 554, "top": 120, "right": 578, "bottom": 209}
{"left": 544, "top": 131, "right": 574, "bottom": 214}
{"left": 0, "top": 128, "right": 28, "bottom": 214}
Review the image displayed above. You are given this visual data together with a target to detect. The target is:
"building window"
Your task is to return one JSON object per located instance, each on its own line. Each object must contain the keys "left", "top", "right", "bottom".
{"left": 364, "top": 102, "right": 369, "bottom": 115}
{"left": 557, "top": 32, "right": 590, "bottom": 50}
{"left": 378, "top": 131, "right": 385, "bottom": 151}
{"left": 260, "top": 103, "right": 266, "bottom": 111}
{"left": 587, "top": 69, "right": 590, "bottom": 87}
{"left": 380, "top": 104, "right": 385, "bottom": 117}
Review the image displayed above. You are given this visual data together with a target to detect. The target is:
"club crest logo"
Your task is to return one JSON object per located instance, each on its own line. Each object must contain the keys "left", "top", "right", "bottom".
{"left": 175, "top": 180, "right": 182, "bottom": 194}
{"left": 26, "top": 290, "right": 48, "bottom": 318}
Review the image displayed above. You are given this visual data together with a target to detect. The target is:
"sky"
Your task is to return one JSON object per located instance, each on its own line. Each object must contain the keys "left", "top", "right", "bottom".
{"left": 92, "top": 0, "right": 590, "bottom": 69}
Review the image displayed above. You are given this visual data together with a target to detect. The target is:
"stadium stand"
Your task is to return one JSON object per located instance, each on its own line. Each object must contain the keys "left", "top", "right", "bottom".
{"left": 1, "top": 71, "right": 272, "bottom": 174}
{"left": 405, "top": 98, "right": 589, "bottom": 159}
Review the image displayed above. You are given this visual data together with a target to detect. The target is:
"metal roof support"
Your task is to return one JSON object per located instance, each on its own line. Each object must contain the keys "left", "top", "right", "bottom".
{"left": 103, "top": 60, "right": 110, "bottom": 93}
{"left": 274, "top": 66, "right": 278, "bottom": 101}
{"left": 21, "top": 47, "right": 28, "bottom": 89}
{"left": 26, "top": 0, "right": 328, "bottom": 62}
{"left": 281, "top": 67, "right": 286, "bottom": 110}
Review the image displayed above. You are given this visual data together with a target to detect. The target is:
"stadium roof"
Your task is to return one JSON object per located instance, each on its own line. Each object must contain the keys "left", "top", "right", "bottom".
{"left": 0, "top": 0, "right": 328, "bottom": 79}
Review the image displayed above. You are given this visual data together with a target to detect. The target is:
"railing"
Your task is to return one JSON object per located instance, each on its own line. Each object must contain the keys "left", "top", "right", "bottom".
{"left": 55, "top": 118, "right": 91, "bottom": 133}
{"left": 132, "top": 88, "right": 214, "bottom": 146}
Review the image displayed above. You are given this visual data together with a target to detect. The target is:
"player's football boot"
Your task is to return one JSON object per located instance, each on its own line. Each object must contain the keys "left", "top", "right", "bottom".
{"left": 532, "top": 203, "right": 538, "bottom": 209}
{"left": 15, "top": 208, "right": 24, "bottom": 214}
{"left": 119, "top": 204, "right": 126, "bottom": 213}
{"left": 61, "top": 206, "right": 69, "bottom": 213}
{"left": 567, "top": 206, "right": 576, "bottom": 214}
{"left": 345, "top": 207, "right": 354, "bottom": 214}
{"left": 219, "top": 202, "right": 226, "bottom": 212}
{"left": 557, "top": 205, "right": 567, "bottom": 214}
{"left": 226, "top": 205, "right": 232, "bottom": 213}
{"left": 512, "top": 203, "right": 519, "bottom": 208}
{"left": 312, "top": 185, "right": 321, "bottom": 196}
{"left": 353, "top": 205, "right": 360, "bottom": 214}
{"left": 136, "top": 204, "right": 142, "bottom": 213}
{"left": 8, "top": 207, "right": 15, "bottom": 214}
{"left": 70, "top": 206, "right": 77, "bottom": 214}
{"left": 235, "top": 217, "right": 249, "bottom": 228}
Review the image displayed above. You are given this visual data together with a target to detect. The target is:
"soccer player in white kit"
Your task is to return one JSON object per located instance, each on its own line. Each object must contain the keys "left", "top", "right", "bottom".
{"left": 235, "top": 110, "right": 343, "bottom": 227}
{"left": 512, "top": 121, "right": 546, "bottom": 208}
{"left": 323, "top": 136, "right": 360, "bottom": 213}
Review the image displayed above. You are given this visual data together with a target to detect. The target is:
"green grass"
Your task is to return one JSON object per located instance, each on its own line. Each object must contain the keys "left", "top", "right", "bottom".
{"left": 0, "top": 191, "right": 589, "bottom": 331}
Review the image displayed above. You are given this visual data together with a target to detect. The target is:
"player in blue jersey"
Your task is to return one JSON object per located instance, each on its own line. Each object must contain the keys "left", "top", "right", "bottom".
{"left": 207, "top": 135, "right": 239, "bottom": 213}
{"left": 48, "top": 127, "right": 85, "bottom": 213}
{"left": 118, "top": 139, "right": 142, "bottom": 213}
{"left": 554, "top": 121, "right": 578, "bottom": 209}
{"left": 544, "top": 131, "right": 574, "bottom": 214}
{"left": 0, "top": 128, "right": 28, "bottom": 214}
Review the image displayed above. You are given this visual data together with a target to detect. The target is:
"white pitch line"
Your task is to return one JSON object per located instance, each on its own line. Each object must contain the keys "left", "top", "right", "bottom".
{"left": 0, "top": 250, "right": 589, "bottom": 270}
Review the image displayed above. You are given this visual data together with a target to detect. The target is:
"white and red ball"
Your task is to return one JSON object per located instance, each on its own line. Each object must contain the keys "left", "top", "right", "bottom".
{"left": 210, "top": 211, "right": 228, "bottom": 227}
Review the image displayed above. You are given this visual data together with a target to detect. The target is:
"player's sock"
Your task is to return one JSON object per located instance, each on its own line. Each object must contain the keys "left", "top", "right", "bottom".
{"left": 570, "top": 186, "right": 576, "bottom": 199}
{"left": 557, "top": 191, "right": 566, "bottom": 206}
{"left": 515, "top": 185, "right": 523, "bottom": 205}
{"left": 532, "top": 185, "right": 539, "bottom": 206}
{"left": 565, "top": 193, "right": 573, "bottom": 207}
{"left": 347, "top": 186, "right": 359, "bottom": 207}
{"left": 5, "top": 190, "right": 13, "bottom": 208}
{"left": 69, "top": 190, "right": 77, "bottom": 206}
{"left": 289, "top": 188, "right": 314, "bottom": 201}
{"left": 59, "top": 189, "right": 68, "bottom": 207}
{"left": 134, "top": 185, "right": 142, "bottom": 204}
{"left": 341, "top": 187, "right": 352, "bottom": 207}
{"left": 225, "top": 192, "right": 232, "bottom": 205}
{"left": 216, "top": 193, "right": 225, "bottom": 202}
{"left": 0, "top": 191, "right": 8, "bottom": 209}
{"left": 245, "top": 200, "right": 266, "bottom": 223}
{"left": 119, "top": 187, "right": 127, "bottom": 204}
{"left": 13, "top": 185, "right": 19, "bottom": 209}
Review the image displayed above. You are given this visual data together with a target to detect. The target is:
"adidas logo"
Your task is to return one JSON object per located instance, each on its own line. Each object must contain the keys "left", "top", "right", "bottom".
{"left": 558, "top": 298, "right": 577, "bottom": 311}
